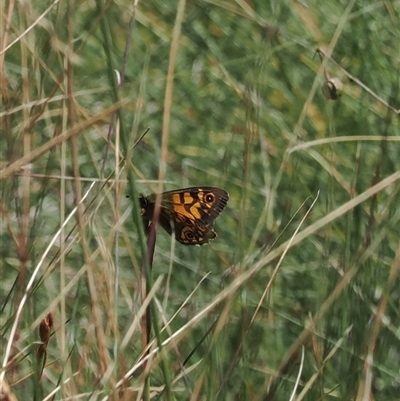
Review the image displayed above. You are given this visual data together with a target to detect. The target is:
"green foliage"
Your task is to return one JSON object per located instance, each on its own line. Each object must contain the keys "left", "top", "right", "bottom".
{"left": 1, "top": 0, "right": 400, "bottom": 400}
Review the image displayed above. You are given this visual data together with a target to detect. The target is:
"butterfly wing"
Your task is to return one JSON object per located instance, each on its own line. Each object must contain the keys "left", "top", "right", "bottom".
{"left": 159, "top": 187, "right": 229, "bottom": 225}
{"left": 140, "top": 187, "right": 229, "bottom": 245}
{"left": 158, "top": 208, "right": 216, "bottom": 245}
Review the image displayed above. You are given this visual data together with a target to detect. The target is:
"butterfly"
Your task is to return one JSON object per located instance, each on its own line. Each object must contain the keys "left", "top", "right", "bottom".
{"left": 139, "top": 187, "right": 229, "bottom": 245}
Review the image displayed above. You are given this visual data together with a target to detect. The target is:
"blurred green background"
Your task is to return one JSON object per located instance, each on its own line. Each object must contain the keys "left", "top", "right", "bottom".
{"left": 1, "top": 0, "right": 399, "bottom": 400}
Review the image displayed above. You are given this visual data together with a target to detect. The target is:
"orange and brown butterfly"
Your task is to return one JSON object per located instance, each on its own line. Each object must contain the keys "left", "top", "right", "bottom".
{"left": 139, "top": 187, "right": 229, "bottom": 245}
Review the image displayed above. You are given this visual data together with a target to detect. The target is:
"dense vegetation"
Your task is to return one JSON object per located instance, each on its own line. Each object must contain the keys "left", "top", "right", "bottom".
{"left": 1, "top": 0, "right": 399, "bottom": 400}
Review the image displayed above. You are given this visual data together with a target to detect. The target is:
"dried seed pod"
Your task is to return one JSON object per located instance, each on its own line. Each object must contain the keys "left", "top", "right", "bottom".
{"left": 37, "top": 313, "right": 53, "bottom": 380}
{"left": 322, "top": 77, "right": 343, "bottom": 100}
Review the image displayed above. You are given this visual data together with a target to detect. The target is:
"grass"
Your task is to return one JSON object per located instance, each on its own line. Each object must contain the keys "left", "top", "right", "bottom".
{"left": 1, "top": 0, "right": 400, "bottom": 400}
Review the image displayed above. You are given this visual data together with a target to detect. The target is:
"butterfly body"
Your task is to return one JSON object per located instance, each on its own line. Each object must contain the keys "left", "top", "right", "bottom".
{"left": 139, "top": 187, "right": 229, "bottom": 245}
